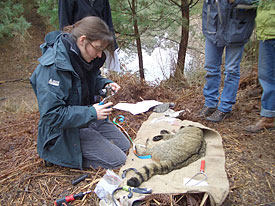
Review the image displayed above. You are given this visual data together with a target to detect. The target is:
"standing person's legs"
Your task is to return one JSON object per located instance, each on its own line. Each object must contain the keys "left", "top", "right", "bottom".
{"left": 203, "top": 39, "right": 224, "bottom": 108}
{"left": 245, "top": 39, "right": 275, "bottom": 132}
{"left": 80, "top": 120, "right": 130, "bottom": 169}
{"left": 258, "top": 39, "right": 275, "bottom": 117}
{"left": 218, "top": 44, "right": 244, "bottom": 113}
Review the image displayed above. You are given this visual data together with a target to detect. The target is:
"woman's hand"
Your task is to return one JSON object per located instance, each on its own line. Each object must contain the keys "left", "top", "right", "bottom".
{"left": 93, "top": 102, "right": 113, "bottom": 120}
{"left": 106, "top": 82, "right": 121, "bottom": 93}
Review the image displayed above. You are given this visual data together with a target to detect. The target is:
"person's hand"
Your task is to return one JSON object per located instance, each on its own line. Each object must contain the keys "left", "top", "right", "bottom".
{"left": 93, "top": 102, "right": 113, "bottom": 120}
{"left": 106, "top": 82, "right": 121, "bottom": 93}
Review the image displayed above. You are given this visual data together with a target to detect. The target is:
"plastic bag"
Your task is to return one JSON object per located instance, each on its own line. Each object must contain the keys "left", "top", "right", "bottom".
{"left": 95, "top": 169, "right": 122, "bottom": 200}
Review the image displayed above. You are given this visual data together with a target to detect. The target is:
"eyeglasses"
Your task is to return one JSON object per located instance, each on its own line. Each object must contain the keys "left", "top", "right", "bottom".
{"left": 88, "top": 42, "right": 105, "bottom": 53}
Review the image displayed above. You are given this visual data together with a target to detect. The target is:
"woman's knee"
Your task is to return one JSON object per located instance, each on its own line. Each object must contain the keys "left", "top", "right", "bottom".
{"left": 120, "top": 138, "right": 131, "bottom": 152}
{"left": 83, "top": 150, "right": 127, "bottom": 169}
{"left": 108, "top": 153, "right": 127, "bottom": 168}
{"left": 100, "top": 152, "right": 127, "bottom": 169}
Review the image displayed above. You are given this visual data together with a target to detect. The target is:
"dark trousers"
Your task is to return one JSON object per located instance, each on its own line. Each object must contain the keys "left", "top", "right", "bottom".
{"left": 80, "top": 119, "right": 130, "bottom": 169}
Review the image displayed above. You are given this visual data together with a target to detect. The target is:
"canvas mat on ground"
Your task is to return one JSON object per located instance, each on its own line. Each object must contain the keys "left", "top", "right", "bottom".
{"left": 117, "top": 112, "right": 229, "bottom": 206}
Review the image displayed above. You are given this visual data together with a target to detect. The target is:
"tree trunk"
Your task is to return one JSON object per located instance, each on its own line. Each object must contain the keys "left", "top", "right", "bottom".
{"left": 131, "top": 0, "right": 145, "bottom": 82}
{"left": 175, "top": 0, "right": 189, "bottom": 80}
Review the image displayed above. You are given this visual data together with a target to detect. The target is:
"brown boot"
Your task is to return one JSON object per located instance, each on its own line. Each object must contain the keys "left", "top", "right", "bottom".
{"left": 245, "top": 117, "right": 275, "bottom": 133}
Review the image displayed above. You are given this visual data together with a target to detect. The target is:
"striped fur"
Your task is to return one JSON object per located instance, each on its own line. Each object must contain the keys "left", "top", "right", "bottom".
{"left": 127, "top": 126, "right": 206, "bottom": 187}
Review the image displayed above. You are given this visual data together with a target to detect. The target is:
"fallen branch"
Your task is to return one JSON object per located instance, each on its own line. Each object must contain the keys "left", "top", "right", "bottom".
{"left": 20, "top": 178, "right": 31, "bottom": 205}
{"left": 0, "top": 119, "right": 36, "bottom": 131}
{"left": 0, "top": 78, "right": 29, "bottom": 84}
{"left": 200, "top": 193, "right": 209, "bottom": 206}
{"left": 0, "top": 159, "right": 42, "bottom": 183}
{"left": 257, "top": 202, "right": 275, "bottom": 206}
{"left": 230, "top": 182, "right": 249, "bottom": 190}
{"left": 265, "top": 173, "right": 274, "bottom": 195}
{"left": 81, "top": 168, "right": 102, "bottom": 206}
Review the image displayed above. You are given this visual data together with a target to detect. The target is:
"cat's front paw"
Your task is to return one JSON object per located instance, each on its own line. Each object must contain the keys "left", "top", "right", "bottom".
{"left": 127, "top": 177, "right": 141, "bottom": 187}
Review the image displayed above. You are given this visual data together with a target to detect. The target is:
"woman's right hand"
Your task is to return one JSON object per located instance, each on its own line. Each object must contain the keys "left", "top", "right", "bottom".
{"left": 93, "top": 102, "right": 113, "bottom": 120}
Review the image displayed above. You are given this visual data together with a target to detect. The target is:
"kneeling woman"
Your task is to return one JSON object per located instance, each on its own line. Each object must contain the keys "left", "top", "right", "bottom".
{"left": 30, "top": 16, "right": 130, "bottom": 169}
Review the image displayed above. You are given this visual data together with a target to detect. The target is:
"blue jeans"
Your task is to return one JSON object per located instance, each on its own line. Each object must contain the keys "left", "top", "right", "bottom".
{"left": 258, "top": 39, "right": 275, "bottom": 118}
{"left": 203, "top": 39, "right": 245, "bottom": 113}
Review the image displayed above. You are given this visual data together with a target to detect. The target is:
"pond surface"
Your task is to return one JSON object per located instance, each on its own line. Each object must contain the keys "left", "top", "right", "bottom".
{"left": 117, "top": 46, "right": 193, "bottom": 83}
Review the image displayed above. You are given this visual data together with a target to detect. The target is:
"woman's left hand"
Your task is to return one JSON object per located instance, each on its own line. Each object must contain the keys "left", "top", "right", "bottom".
{"left": 106, "top": 82, "right": 121, "bottom": 93}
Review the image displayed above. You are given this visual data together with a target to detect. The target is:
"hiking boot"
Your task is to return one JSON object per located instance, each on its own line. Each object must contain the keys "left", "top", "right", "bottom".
{"left": 245, "top": 117, "right": 275, "bottom": 133}
{"left": 199, "top": 105, "right": 217, "bottom": 117}
{"left": 206, "top": 110, "right": 231, "bottom": 123}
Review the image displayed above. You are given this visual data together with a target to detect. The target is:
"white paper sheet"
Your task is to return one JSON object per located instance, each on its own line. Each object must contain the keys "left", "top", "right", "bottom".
{"left": 113, "top": 100, "right": 163, "bottom": 115}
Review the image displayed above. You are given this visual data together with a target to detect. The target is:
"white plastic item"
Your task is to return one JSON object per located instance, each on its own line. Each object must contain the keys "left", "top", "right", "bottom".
{"left": 95, "top": 169, "right": 122, "bottom": 200}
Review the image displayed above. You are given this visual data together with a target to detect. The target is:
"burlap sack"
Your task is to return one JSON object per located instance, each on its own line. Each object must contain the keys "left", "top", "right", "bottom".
{"left": 117, "top": 112, "right": 229, "bottom": 206}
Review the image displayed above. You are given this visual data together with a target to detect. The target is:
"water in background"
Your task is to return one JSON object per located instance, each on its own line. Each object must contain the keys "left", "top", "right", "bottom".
{"left": 117, "top": 46, "right": 193, "bottom": 83}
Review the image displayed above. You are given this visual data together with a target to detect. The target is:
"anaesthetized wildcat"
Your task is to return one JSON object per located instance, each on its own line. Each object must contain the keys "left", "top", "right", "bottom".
{"left": 127, "top": 125, "right": 206, "bottom": 187}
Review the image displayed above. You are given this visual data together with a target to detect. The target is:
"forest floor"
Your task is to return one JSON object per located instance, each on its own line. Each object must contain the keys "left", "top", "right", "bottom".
{"left": 0, "top": 6, "right": 274, "bottom": 206}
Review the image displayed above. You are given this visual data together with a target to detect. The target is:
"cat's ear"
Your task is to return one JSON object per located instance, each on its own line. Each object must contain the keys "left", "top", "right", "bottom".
{"left": 153, "top": 135, "right": 163, "bottom": 141}
{"left": 160, "top": 129, "right": 170, "bottom": 134}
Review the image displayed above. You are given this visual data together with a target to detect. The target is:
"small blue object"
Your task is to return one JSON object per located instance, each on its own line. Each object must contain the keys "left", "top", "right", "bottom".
{"left": 136, "top": 154, "right": 152, "bottom": 159}
{"left": 118, "top": 115, "right": 125, "bottom": 122}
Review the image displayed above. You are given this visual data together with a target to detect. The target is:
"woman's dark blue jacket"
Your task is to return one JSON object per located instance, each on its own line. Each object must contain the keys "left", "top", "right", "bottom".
{"left": 30, "top": 31, "right": 112, "bottom": 169}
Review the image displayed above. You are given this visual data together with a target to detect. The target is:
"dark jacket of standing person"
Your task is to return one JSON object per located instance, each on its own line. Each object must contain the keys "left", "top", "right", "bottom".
{"left": 58, "top": 0, "right": 118, "bottom": 49}
{"left": 202, "top": 0, "right": 256, "bottom": 47}
{"left": 199, "top": 0, "right": 257, "bottom": 123}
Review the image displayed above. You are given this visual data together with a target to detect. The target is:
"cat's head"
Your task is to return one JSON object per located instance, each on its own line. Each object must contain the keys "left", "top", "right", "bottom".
{"left": 179, "top": 125, "right": 203, "bottom": 135}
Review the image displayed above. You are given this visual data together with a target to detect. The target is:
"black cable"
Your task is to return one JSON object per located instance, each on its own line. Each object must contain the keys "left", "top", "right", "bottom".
{"left": 112, "top": 187, "right": 123, "bottom": 206}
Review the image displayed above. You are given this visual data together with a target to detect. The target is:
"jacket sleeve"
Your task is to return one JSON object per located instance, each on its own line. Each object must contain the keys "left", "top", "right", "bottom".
{"left": 103, "top": 0, "right": 118, "bottom": 49}
{"left": 103, "top": 0, "right": 114, "bottom": 33}
{"left": 95, "top": 69, "right": 113, "bottom": 92}
{"left": 58, "top": 0, "right": 75, "bottom": 30}
{"left": 31, "top": 64, "right": 97, "bottom": 129}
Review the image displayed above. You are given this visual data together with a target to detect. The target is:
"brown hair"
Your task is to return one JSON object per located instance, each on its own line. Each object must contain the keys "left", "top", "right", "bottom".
{"left": 63, "top": 16, "right": 114, "bottom": 59}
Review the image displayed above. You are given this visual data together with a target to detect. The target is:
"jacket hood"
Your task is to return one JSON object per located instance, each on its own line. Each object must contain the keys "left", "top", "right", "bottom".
{"left": 38, "top": 31, "right": 75, "bottom": 74}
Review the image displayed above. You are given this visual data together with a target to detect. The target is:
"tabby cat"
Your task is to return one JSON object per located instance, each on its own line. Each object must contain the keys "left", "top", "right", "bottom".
{"left": 127, "top": 125, "right": 206, "bottom": 187}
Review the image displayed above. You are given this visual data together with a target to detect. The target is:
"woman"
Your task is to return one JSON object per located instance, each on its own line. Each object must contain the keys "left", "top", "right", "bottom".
{"left": 58, "top": 0, "right": 120, "bottom": 72}
{"left": 30, "top": 16, "right": 130, "bottom": 169}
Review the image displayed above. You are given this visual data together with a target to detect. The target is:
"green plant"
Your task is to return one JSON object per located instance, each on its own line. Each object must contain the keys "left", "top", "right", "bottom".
{"left": 37, "top": 0, "right": 58, "bottom": 29}
{"left": 0, "top": 1, "right": 31, "bottom": 39}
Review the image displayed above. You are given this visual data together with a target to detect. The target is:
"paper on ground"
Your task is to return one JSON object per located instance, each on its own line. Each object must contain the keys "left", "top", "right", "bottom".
{"left": 113, "top": 100, "right": 163, "bottom": 115}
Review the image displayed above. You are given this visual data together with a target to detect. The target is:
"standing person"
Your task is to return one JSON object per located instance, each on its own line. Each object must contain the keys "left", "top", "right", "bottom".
{"left": 245, "top": 0, "right": 275, "bottom": 132}
{"left": 30, "top": 17, "right": 130, "bottom": 169}
{"left": 58, "top": 0, "right": 120, "bottom": 72}
{"left": 199, "top": 0, "right": 257, "bottom": 122}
